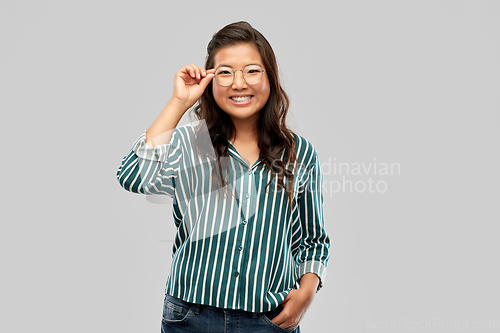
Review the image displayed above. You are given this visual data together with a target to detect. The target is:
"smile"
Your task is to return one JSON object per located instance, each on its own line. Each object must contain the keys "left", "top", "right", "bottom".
{"left": 229, "top": 95, "right": 254, "bottom": 105}
{"left": 230, "top": 95, "right": 253, "bottom": 102}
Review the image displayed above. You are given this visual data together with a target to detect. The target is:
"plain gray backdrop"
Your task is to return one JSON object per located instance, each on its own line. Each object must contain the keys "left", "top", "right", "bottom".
{"left": 1, "top": 0, "right": 499, "bottom": 332}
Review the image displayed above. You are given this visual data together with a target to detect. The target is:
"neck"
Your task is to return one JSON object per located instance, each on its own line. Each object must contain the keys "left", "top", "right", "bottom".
{"left": 229, "top": 114, "right": 259, "bottom": 143}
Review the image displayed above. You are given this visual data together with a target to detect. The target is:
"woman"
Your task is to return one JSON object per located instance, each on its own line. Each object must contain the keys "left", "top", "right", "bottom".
{"left": 117, "top": 21, "right": 330, "bottom": 333}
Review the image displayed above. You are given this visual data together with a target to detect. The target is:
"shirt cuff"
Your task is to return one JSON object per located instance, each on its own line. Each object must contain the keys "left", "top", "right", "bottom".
{"left": 297, "top": 260, "right": 327, "bottom": 293}
{"left": 132, "top": 130, "right": 172, "bottom": 163}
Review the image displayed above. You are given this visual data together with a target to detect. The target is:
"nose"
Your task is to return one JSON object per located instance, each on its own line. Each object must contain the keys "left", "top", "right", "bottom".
{"left": 231, "top": 70, "right": 247, "bottom": 89}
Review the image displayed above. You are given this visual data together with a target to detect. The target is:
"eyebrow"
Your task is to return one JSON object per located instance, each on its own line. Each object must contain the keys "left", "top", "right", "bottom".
{"left": 217, "top": 63, "right": 263, "bottom": 68}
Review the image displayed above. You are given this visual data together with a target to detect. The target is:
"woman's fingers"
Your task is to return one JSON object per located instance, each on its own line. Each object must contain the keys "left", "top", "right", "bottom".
{"left": 195, "top": 65, "right": 215, "bottom": 79}
{"left": 183, "top": 65, "right": 213, "bottom": 78}
{"left": 200, "top": 67, "right": 215, "bottom": 77}
{"left": 186, "top": 64, "right": 196, "bottom": 79}
{"left": 179, "top": 65, "right": 215, "bottom": 86}
{"left": 192, "top": 64, "right": 207, "bottom": 80}
{"left": 181, "top": 64, "right": 196, "bottom": 80}
{"left": 201, "top": 68, "right": 215, "bottom": 82}
{"left": 199, "top": 71, "right": 215, "bottom": 89}
{"left": 173, "top": 65, "right": 215, "bottom": 108}
{"left": 188, "top": 64, "right": 206, "bottom": 83}
{"left": 190, "top": 64, "right": 199, "bottom": 80}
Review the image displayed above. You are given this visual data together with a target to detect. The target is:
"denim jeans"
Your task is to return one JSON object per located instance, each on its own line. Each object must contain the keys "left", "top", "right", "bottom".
{"left": 161, "top": 294, "right": 301, "bottom": 333}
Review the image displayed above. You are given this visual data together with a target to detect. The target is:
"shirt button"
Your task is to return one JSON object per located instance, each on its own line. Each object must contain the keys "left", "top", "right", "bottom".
{"left": 248, "top": 170, "right": 252, "bottom": 175}
{"left": 242, "top": 220, "right": 247, "bottom": 225}
{"left": 234, "top": 271, "right": 239, "bottom": 277}
{"left": 238, "top": 246, "right": 243, "bottom": 251}
{"left": 246, "top": 193, "right": 250, "bottom": 198}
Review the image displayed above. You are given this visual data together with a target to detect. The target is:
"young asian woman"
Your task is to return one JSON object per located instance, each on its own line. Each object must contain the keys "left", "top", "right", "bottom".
{"left": 116, "top": 21, "right": 330, "bottom": 333}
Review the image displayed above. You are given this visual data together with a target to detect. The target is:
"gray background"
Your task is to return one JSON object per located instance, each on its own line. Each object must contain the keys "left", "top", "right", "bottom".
{"left": 1, "top": 0, "right": 499, "bottom": 332}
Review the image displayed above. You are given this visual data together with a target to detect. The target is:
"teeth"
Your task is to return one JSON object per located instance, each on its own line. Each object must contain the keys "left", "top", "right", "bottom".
{"left": 231, "top": 96, "right": 252, "bottom": 102}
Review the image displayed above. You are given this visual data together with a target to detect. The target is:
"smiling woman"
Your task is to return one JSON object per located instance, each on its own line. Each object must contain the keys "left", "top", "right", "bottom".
{"left": 194, "top": 23, "right": 300, "bottom": 204}
{"left": 212, "top": 43, "right": 270, "bottom": 134}
{"left": 211, "top": 43, "right": 270, "bottom": 135}
{"left": 116, "top": 21, "right": 330, "bottom": 333}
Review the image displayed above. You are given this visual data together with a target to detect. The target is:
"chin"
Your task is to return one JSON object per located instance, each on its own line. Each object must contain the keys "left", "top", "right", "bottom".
{"left": 223, "top": 107, "right": 261, "bottom": 120}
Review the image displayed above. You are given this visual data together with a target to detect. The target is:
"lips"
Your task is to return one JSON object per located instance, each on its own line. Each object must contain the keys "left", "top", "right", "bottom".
{"left": 229, "top": 95, "right": 253, "bottom": 102}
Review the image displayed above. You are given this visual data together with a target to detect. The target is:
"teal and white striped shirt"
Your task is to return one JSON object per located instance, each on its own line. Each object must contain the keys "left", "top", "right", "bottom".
{"left": 116, "top": 122, "right": 330, "bottom": 312}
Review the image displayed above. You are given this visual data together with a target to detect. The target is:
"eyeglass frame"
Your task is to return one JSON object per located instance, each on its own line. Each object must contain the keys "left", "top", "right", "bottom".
{"left": 213, "top": 64, "right": 266, "bottom": 87}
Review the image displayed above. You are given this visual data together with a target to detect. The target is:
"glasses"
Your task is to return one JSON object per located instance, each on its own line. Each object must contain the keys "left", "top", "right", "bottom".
{"left": 214, "top": 65, "right": 266, "bottom": 86}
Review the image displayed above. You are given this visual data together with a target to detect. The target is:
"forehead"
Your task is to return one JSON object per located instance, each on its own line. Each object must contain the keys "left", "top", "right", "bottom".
{"left": 213, "top": 43, "right": 263, "bottom": 67}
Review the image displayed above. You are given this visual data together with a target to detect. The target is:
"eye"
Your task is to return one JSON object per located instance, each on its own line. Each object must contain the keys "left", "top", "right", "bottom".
{"left": 247, "top": 69, "right": 261, "bottom": 74}
{"left": 218, "top": 70, "right": 231, "bottom": 75}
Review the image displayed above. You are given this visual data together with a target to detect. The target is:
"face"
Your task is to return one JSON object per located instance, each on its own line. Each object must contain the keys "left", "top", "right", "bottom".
{"left": 212, "top": 43, "right": 270, "bottom": 125}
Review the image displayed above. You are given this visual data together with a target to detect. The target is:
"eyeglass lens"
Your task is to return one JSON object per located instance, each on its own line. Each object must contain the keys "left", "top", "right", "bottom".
{"left": 214, "top": 65, "right": 264, "bottom": 86}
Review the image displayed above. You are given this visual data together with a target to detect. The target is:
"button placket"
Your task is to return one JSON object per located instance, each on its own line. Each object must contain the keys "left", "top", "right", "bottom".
{"left": 235, "top": 165, "right": 258, "bottom": 308}
{"left": 234, "top": 165, "right": 251, "bottom": 287}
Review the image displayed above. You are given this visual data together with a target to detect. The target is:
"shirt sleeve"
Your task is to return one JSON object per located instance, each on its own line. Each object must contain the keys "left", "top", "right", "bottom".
{"left": 116, "top": 128, "right": 183, "bottom": 198}
{"left": 295, "top": 148, "right": 331, "bottom": 293}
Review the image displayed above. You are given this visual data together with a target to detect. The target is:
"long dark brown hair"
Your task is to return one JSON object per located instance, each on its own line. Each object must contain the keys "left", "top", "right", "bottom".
{"left": 190, "top": 21, "right": 297, "bottom": 206}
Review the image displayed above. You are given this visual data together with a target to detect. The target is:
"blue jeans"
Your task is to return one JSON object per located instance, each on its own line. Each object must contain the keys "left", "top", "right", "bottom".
{"left": 161, "top": 294, "right": 301, "bottom": 333}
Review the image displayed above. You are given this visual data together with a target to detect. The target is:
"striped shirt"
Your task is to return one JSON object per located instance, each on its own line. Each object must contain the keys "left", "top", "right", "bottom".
{"left": 116, "top": 121, "right": 330, "bottom": 312}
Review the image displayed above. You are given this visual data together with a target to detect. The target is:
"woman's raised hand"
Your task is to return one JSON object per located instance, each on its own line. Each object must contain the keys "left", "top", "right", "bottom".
{"left": 171, "top": 64, "right": 215, "bottom": 111}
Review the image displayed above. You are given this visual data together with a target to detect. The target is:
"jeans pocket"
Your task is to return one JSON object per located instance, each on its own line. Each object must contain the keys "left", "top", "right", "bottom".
{"left": 260, "top": 304, "right": 296, "bottom": 332}
{"left": 162, "top": 294, "right": 194, "bottom": 324}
